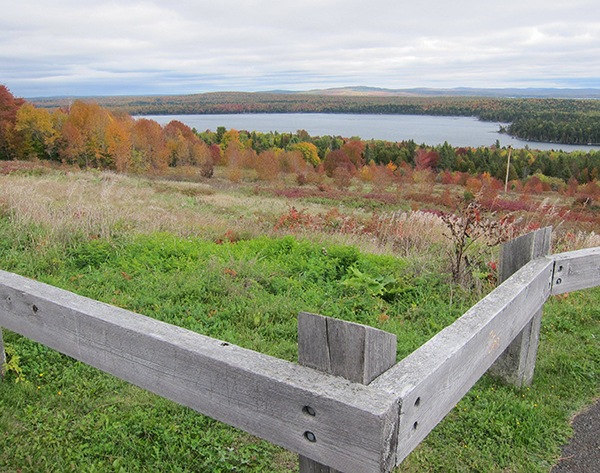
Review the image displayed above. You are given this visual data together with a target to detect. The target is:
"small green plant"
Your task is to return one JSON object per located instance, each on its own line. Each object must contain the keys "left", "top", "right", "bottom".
{"left": 339, "top": 265, "right": 416, "bottom": 302}
{"left": 341, "top": 266, "right": 396, "bottom": 297}
{"left": 2, "top": 344, "right": 27, "bottom": 383}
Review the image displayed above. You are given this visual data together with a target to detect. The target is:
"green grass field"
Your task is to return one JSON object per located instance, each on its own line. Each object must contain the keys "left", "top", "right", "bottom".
{"left": 0, "top": 169, "right": 599, "bottom": 472}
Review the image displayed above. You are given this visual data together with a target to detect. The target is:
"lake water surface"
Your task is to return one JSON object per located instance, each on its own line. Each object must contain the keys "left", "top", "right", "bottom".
{"left": 141, "top": 113, "right": 599, "bottom": 152}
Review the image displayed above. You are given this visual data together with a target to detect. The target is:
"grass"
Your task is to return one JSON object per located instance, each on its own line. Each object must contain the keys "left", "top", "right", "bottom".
{"left": 400, "top": 290, "right": 600, "bottom": 472}
{"left": 0, "top": 359, "right": 295, "bottom": 472}
{"left": 0, "top": 167, "right": 599, "bottom": 472}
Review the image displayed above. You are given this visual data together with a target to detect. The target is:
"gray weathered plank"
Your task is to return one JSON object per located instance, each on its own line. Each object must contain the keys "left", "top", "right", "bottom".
{"left": 498, "top": 227, "right": 552, "bottom": 283}
{"left": 371, "top": 257, "right": 554, "bottom": 465}
{"left": 488, "top": 306, "right": 543, "bottom": 386}
{"left": 488, "top": 227, "right": 551, "bottom": 386}
{"left": 298, "top": 312, "right": 398, "bottom": 473}
{"left": 298, "top": 312, "right": 397, "bottom": 385}
{"left": 0, "top": 270, "right": 399, "bottom": 473}
{"left": 550, "top": 247, "right": 600, "bottom": 295}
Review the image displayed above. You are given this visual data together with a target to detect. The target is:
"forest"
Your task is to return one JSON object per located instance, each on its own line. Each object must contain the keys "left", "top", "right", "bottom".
{"left": 31, "top": 90, "right": 600, "bottom": 145}
{"left": 3, "top": 84, "right": 600, "bottom": 191}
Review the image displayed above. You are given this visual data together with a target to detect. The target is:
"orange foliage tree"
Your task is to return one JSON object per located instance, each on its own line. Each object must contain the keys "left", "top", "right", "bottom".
{"left": 341, "top": 140, "right": 365, "bottom": 168}
{"left": 280, "top": 150, "right": 311, "bottom": 174}
{"left": 254, "top": 149, "right": 281, "bottom": 181}
{"left": 104, "top": 118, "right": 132, "bottom": 172}
{"left": 131, "top": 118, "right": 169, "bottom": 173}
{"left": 59, "top": 121, "right": 85, "bottom": 166}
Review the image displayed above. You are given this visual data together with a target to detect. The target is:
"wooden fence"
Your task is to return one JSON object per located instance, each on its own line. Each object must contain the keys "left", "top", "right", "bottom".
{"left": 1, "top": 228, "right": 600, "bottom": 473}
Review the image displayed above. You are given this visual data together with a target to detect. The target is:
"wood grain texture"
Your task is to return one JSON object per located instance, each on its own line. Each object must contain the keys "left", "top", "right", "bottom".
{"left": 550, "top": 247, "right": 600, "bottom": 295}
{"left": 0, "top": 270, "right": 398, "bottom": 473}
{"left": 488, "top": 227, "right": 551, "bottom": 386}
{"left": 488, "top": 307, "right": 543, "bottom": 386}
{"left": 298, "top": 312, "right": 397, "bottom": 385}
{"left": 299, "top": 456, "right": 338, "bottom": 473}
{"left": 371, "top": 257, "right": 555, "bottom": 465}
{"left": 498, "top": 227, "right": 552, "bottom": 283}
{"left": 298, "top": 312, "right": 399, "bottom": 473}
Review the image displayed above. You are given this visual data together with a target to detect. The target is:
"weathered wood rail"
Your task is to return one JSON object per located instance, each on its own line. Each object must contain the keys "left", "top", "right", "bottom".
{"left": 1, "top": 228, "right": 600, "bottom": 473}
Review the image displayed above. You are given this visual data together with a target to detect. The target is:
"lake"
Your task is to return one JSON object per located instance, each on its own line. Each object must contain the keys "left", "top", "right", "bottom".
{"left": 140, "top": 113, "right": 599, "bottom": 152}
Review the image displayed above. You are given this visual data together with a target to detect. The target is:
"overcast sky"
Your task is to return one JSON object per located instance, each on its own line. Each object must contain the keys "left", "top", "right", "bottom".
{"left": 2, "top": 0, "right": 600, "bottom": 98}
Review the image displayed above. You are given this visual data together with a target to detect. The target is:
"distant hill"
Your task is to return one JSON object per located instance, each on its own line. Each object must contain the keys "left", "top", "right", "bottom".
{"left": 283, "top": 86, "right": 600, "bottom": 99}
{"left": 28, "top": 86, "right": 600, "bottom": 103}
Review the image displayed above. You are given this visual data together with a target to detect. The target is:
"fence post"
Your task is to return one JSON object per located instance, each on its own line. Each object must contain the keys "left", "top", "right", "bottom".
{"left": 488, "top": 227, "right": 552, "bottom": 387}
{"left": 0, "top": 328, "right": 5, "bottom": 379}
{"left": 297, "top": 312, "right": 397, "bottom": 473}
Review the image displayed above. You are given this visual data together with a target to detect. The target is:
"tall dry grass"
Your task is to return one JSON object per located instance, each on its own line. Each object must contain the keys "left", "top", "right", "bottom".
{"left": 1, "top": 169, "right": 598, "bottom": 269}
{"left": 0, "top": 171, "right": 237, "bottom": 243}
{"left": 0, "top": 170, "right": 368, "bottom": 245}
{"left": 368, "top": 210, "right": 448, "bottom": 255}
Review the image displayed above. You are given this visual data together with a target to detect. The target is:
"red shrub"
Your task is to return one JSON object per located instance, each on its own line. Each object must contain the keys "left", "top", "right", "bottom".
{"left": 524, "top": 176, "right": 543, "bottom": 194}
{"left": 323, "top": 150, "right": 355, "bottom": 177}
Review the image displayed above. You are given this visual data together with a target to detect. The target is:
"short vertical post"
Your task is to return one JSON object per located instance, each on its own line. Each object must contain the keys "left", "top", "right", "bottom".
{"left": 297, "top": 312, "right": 397, "bottom": 473}
{"left": 488, "top": 227, "right": 552, "bottom": 386}
{"left": 0, "top": 327, "right": 6, "bottom": 379}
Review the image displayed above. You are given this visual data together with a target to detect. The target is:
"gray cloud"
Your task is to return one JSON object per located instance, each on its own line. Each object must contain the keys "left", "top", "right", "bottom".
{"left": 1, "top": 0, "right": 599, "bottom": 97}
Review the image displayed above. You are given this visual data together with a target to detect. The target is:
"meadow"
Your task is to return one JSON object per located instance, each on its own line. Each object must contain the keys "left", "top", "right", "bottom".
{"left": 0, "top": 161, "right": 599, "bottom": 472}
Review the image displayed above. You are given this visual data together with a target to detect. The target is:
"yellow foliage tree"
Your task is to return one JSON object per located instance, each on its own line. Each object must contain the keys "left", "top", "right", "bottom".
{"left": 220, "top": 129, "right": 241, "bottom": 151}
{"left": 292, "top": 142, "right": 320, "bottom": 166}
{"left": 15, "top": 103, "right": 60, "bottom": 159}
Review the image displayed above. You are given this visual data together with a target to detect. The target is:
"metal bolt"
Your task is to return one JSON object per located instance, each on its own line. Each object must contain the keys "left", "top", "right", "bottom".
{"left": 557, "top": 265, "right": 563, "bottom": 272}
{"left": 556, "top": 278, "right": 562, "bottom": 285}
{"left": 32, "top": 304, "right": 38, "bottom": 313}
{"left": 304, "top": 431, "right": 317, "bottom": 442}
{"left": 303, "top": 406, "right": 316, "bottom": 416}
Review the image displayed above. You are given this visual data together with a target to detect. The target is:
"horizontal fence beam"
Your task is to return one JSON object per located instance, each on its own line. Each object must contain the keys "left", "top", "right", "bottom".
{"left": 550, "top": 247, "right": 600, "bottom": 295}
{"left": 370, "top": 257, "right": 555, "bottom": 465}
{"left": 0, "top": 270, "right": 398, "bottom": 473}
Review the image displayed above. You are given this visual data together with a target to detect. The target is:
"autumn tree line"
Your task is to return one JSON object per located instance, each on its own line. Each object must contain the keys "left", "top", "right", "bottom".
{"left": 1, "top": 85, "right": 214, "bottom": 176}
{"left": 2, "top": 85, "right": 600, "bottom": 189}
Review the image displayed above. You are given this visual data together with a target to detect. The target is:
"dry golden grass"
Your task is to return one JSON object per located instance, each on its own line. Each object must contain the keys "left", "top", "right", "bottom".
{"left": 0, "top": 171, "right": 231, "bottom": 241}
{"left": 1, "top": 168, "right": 598, "bottom": 266}
{"left": 0, "top": 170, "right": 403, "bottom": 249}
